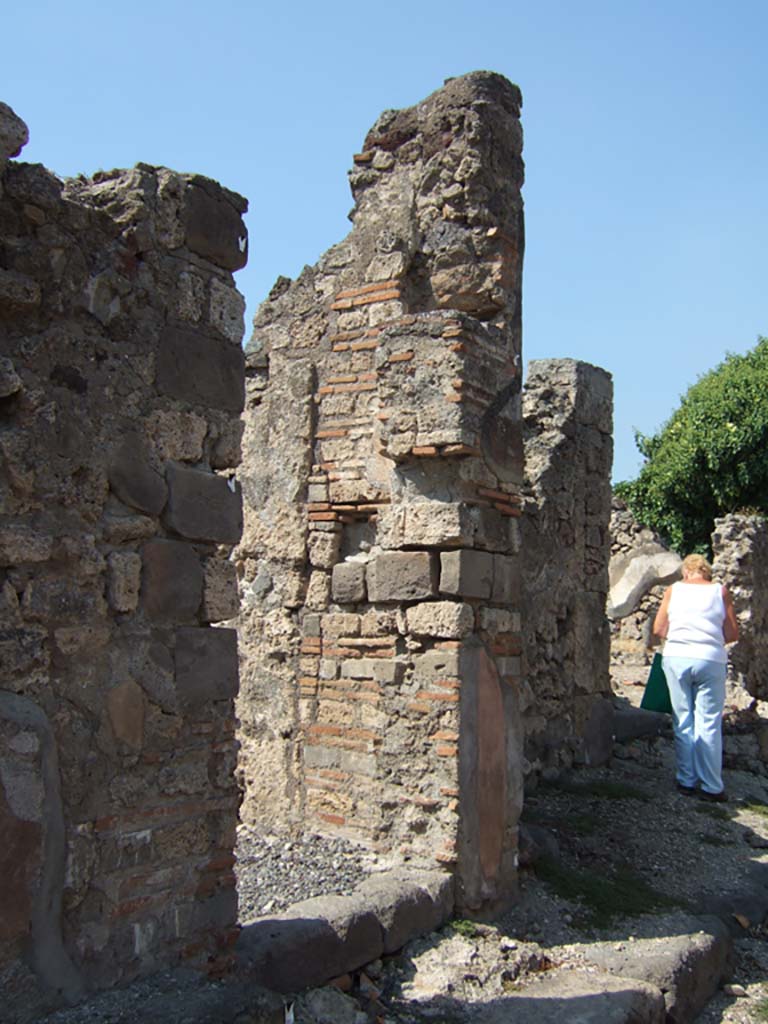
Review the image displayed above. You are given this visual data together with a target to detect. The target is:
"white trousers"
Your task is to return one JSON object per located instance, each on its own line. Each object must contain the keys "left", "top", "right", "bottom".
{"left": 662, "top": 656, "right": 727, "bottom": 795}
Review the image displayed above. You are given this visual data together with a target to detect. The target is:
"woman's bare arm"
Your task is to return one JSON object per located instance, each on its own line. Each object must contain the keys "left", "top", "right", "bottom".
{"left": 653, "top": 586, "right": 672, "bottom": 639}
{"left": 722, "top": 586, "right": 740, "bottom": 643}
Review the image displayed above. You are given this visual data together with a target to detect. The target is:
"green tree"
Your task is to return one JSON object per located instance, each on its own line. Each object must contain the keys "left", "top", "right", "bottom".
{"left": 615, "top": 337, "right": 768, "bottom": 555}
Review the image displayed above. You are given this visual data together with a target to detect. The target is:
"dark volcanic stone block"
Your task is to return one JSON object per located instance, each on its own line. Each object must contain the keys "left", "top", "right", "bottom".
{"left": 164, "top": 464, "right": 243, "bottom": 544}
{"left": 156, "top": 326, "right": 245, "bottom": 413}
{"left": 141, "top": 539, "right": 203, "bottom": 621}
{"left": 183, "top": 183, "right": 248, "bottom": 272}
{"left": 175, "top": 627, "right": 239, "bottom": 707}
{"left": 108, "top": 435, "right": 167, "bottom": 515}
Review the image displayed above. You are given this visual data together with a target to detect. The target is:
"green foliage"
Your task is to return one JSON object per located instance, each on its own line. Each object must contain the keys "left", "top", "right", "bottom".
{"left": 615, "top": 337, "right": 768, "bottom": 554}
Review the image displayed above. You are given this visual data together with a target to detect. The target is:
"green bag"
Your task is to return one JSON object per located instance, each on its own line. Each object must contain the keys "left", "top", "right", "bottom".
{"left": 640, "top": 653, "right": 673, "bottom": 714}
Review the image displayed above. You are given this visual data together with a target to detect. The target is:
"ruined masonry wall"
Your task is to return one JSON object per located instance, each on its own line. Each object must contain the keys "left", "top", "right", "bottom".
{"left": 712, "top": 514, "right": 768, "bottom": 699}
{"left": 521, "top": 359, "right": 614, "bottom": 780}
{"left": 0, "top": 102, "right": 247, "bottom": 1018}
{"left": 237, "top": 72, "right": 525, "bottom": 913}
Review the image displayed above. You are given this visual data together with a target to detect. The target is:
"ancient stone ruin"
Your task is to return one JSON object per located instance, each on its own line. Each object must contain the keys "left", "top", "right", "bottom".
{"left": 1, "top": 101, "right": 247, "bottom": 1018}
{"left": 1, "top": 71, "right": 620, "bottom": 1019}
{"left": 236, "top": 72, "right": 614, "bottom": 916}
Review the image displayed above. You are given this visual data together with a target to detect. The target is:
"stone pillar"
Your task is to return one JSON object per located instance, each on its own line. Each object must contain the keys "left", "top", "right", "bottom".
{"left": 521, "top": 359, "right": 614, "bottom": 781}
{"left": 237, "top": 72, "right": 524, "bottom": 913}
{"left": 0, "top": 102, "right": 246, "bottom": 1015}
{"left": 712, "top": 514, "right": 768, "bottom": 698}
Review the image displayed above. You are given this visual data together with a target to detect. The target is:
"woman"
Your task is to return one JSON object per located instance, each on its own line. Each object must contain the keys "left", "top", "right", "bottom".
{"left": 653, "top": 554, "right": 739, "bottom": 801}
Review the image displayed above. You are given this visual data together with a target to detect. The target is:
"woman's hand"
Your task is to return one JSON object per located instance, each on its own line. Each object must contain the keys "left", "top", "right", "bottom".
{"left": 652, "top": 586, "right": 672, "bottom": 639}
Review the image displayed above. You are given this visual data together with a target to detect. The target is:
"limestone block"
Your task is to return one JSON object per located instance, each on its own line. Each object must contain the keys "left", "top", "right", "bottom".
{"left": 156, "top": 325, "right": 245, "bottom": 413}
{"left": 0, "top": 355, "right": 22, "bottom": 397}
{"left": 202, "top": 557, "right": 239, "bottom": 622}
{"left": 0, "top": 525, "right": 53, "bottom": 566}
{"left": 182, "top": 181, "right": 248, "bottom": 271}
{"left": 492, "top": 554, "right": 520, "bottom": 605}
{"left": 0, "top": 101, "right": 29, "bottom": 164}
{"left": 103, "top": 514, "right": 157, "bottom": 544}
{"left": 141, "top": 538, "right": 203, "bottom": 621}
{"left": 0, "top": 626, "right": 47, "bottom": 676}
{"left": 105, "top": 680, "right": 145, "bottom": 750}
{"left": 22, "top": 577, "right": 105, "bottom": 624}
{"left": 411, "top": 649, "right": 460, "bottom": 682}
{"left": 175, "top": 270, "right": 206, "bottom": 322}
{"left": 321, "top": 613, "right": 360, "bottom": 638}
{"left": 366, "top": 552, "right": 435, "bottom": 603}
{"left": 306, "top": 571, "right": 331, "bottom": 611}
{"left": 308, "top": 530, "right": 341, "bottom": 569}
{"left": 406, "top": 601, "right": 474, "bottom": 639}
{"left": 340, "top": 658, "right": 404, "bottom": 684}
{"left": 107, "top": 551, "right": 141, "bottom": 612}
{"left": 174, "top": 626, "right": 239, "bottom": 708}
{"left": 146, "top": 409, "right": 207, "bottom": 463}
{"left": 0, "top": 268, "right": 41, "bottom": 311}
{"left": 440, "top": 549, "right": 493, "bottom": 599}
{"left": 332, "top": 562, "right": 366, "bottom": 604}
{"left": 210, "top": 416, "right": 244, "bottom": 470}
{"left": 378, "top": 502, "right": 475, "bottom": 550}
{"left": 209, "top": 276, "right": 245, "bottom": 344}
{"left": 607, "top": 548, "right": 681, "bottom": 619}
{"left": 108, "top": 435, "right": 167, "bottom": 516}
{"left": 164, "top": 464, "right": 243, "bottom": 545}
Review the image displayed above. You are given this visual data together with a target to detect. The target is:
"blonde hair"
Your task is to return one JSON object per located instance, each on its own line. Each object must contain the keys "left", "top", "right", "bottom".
{"left": 682, "top": 553, "right": 713, "bottom": 580}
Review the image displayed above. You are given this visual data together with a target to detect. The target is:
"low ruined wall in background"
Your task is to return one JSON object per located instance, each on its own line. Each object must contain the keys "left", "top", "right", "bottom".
{"left": 236, "top": 72, "right": 525, "bottom": 914}
{"left": 712, "top": 513, "right": 768, "bottom": 699}
{"left": 521, "top": 359, "right": 614, "bottom": 780}
{"left": 0, "top": 102, "right": 247, "bottom": 1019}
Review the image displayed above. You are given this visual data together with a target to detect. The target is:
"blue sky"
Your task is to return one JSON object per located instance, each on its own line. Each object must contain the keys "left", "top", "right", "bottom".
{"left": 4, "top": 0, "right": 766, "bottom": 481}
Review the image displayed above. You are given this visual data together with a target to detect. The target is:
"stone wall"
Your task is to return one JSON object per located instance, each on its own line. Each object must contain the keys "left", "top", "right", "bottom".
{"left": 712, "top": 514, "right": 768, "bottom": 698}
{"left": 521, "top": 359, "right": 614, "bottom": 780}
{"left": 237, "top": 72, "right": 525, "bottom": 914}
{"left": 0, "top": 103, "right": 247, "bottom": 1018}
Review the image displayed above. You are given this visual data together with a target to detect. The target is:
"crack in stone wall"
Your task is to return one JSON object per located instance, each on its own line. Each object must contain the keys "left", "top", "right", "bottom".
{"left": 0, "top": 103, "right": 247, "bottom": 1020}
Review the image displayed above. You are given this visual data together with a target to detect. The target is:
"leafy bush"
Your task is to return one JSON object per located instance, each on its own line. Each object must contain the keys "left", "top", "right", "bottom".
{"left": 615, "top": 337, "right": 768, "bottom": 554}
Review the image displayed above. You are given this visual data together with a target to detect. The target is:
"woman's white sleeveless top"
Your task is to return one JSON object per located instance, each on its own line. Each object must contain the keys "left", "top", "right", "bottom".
{"left": 664, "top": 581, "right": 727, "bottom": 664}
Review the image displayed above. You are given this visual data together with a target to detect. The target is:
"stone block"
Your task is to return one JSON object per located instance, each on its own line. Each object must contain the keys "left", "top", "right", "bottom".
{"left": 0, "top": 526, "right": 53, "bottom": 566}
{"left": 440, "top": 549, "right": 493, "bottom": 599}
{"left": 492, "top": 553, "right": 520, "bottom": 605}
{"left": 202, "top": 557, "right": 239, "bottom": 622}
{"left": 341, "top": 658, "right": 404, "bottom": 684}
{"left": 354, "top": 870, "right": 454, "bottom": 954}
{"left": 0, "top": 101, "right": 29, "bottom": 164}
{"left": 321, "top": 613, "right": 360, "bottom": 638}
{"left": 146, "top": 409, "right": 207, "bottom": 463}
{"left": 22, "top": 578, "right": 105, "bottom": 625}
{"left": 141, "top": 539, "right": 203, "bottom": 621}
{"left": 411, "top": 649, "right": 459, "bottom": 682}
{"left": 308, "top": 530, "right": 341, "bottom": 570}
{"left": 108, "top": 434, "right": 167, "bottom": 516}
{"left": 164, "top": 464, "right": 243, "bottom": 545}
{"left": 175, "top": 627, "right": 239, "bottom": 708}
{"left": 182, "top": 181, "right": 248, "bottom": 271}
{"left": 107, "top": 551, "right": 141, "bottom": 612}
{"left": 0, "top": 268, "right": 40, "bottom": 310}
{"left": 366, "top": 552, "right": 435, "bottom": 603}
{"left": 209, "top": 277, "right": 245, "bottom": 344}
{"left": 106, "top": 680, "right": 145, "bottom": 750}
{"left": 238, "top": 894, "right": 383, "bottom": 993}
{"left": 156, "top": 326, "right": 245, "bottom": 413}
{"left": 406, "top": 601, "right": 474, "bottom": 639}
{"left": 378, "top": 502, "right": 475, "bottom": 549}
{"left": 331, "top": 562, "right": 366, "bottom": 604}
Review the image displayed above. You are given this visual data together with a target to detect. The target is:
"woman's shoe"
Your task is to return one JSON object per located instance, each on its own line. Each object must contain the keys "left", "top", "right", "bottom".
{"left": 676, "top": 783, "right": 697, "bottom": 796}
{"left": 699, "top": 789, "right": 727, "bottom": 803}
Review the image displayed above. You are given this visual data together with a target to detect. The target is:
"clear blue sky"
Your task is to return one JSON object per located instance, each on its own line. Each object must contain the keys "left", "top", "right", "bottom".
{"left": 5, "top": 0, "right": 766, "bottom": 482}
